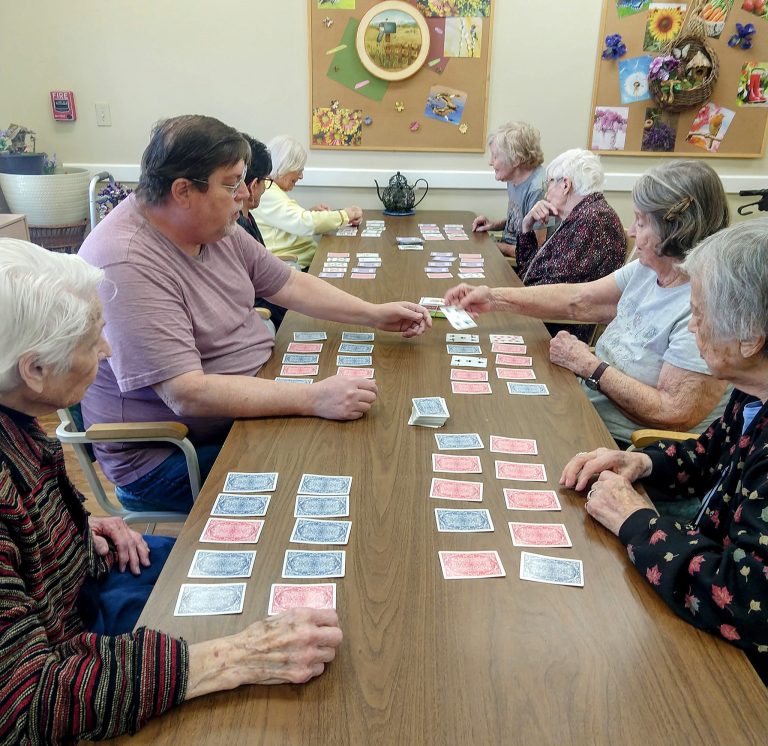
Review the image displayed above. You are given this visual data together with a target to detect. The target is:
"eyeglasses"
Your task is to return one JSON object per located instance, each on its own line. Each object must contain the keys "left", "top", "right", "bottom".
{"left": 257, "top": 176, "right": 273, "bottom": 190}
{"left": 544, "top": 176, "right": 563, "bottom": 189}
{"left": 190, "top": 167, "right": 247, "bottom": 199}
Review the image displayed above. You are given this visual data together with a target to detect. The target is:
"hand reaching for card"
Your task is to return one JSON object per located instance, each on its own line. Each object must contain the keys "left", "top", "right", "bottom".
{"left": 560, "top": 448, "right": 653, "bottom": 492}
{"left": 373, "top": 301, "right": 432, "bottom": 337}
{"left": 185, "top": 608, "right": 343, "bottom": 698}
{"left": 311, "top": 375, "right": 378, "bottom": 420}
{"left": 442, "top": 284, "right": 494, "bottom": 317}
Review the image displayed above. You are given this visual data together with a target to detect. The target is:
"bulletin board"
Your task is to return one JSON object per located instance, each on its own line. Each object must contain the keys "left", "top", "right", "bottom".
{"left": 308, "top": 0, "right": 494, "bottom": 152}
{"left": 588, "top": 0, "right": 768, "bottom": 157}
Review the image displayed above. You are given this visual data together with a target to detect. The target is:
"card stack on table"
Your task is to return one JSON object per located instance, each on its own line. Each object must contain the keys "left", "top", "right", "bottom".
{"left": 424, "top": 251, "right": 456, "bottom": 279}
{"left": 276, "top": 331, "right": 328, "bottom": 384}
{"left": 337, "top": 330, "right": 375, "bottom": 378}
{"left": 457, "top": 252, "right": 485, "bottom": 280}
{"left": 319, "top": 252, "right": 349, "bottom": 279}
{"left": 174, "top": 470, "right": 280, "bottom": 617}
{"left": 396, "top": 235, "right": 423, "bottom": 251}
{"left": 360, "top": 219, "right": 385, "bottom": 238}
{"left": 351, "top": 252, "right": 381, "bottom": 280}
{"left": 419, "top": 223, "right": 444, "bottom": 241}
{"left": 444, "top": 223, "right": 469, "bottom": 242}
{"left": 409, "top": 396, "right": 450, "bottom": 428}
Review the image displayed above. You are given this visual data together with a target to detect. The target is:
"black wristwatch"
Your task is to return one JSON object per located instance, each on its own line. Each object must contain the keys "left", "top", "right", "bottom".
{"left": 584, "top": 362, "right": 610, "bottom": 391}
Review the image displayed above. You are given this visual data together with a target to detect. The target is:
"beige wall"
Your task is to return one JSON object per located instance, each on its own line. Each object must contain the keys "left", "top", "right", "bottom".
{"left": 1, "top": 0, "right": 766, "bottom": 224}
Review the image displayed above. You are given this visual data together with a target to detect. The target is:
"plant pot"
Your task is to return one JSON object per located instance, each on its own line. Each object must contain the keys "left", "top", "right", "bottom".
{"left": 0, "top": 167, "right": 90, "bottom": 227}
{"left": 0, "top": 152, "right": 46, "bottom": 175}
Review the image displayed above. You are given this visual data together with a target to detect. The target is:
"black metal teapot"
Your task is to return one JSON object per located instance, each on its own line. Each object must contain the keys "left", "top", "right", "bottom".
{"left": 374, "top": 171, "right": 428, "bottom": 215}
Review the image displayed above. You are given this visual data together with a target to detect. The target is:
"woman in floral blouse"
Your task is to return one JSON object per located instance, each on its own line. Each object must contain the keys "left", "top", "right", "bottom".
{"left": 560, "top": 219, "right": 768, "bottom": 683}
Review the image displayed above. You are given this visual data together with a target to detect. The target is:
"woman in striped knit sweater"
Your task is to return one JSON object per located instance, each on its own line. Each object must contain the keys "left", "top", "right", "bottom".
{"left": 0, "top": 238, "right": 342, "bottom": 744}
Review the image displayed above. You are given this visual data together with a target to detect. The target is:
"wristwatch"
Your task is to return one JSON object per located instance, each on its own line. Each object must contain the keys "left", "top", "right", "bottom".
{"left": 584, "top": 362, "right": 610, "bottom": 391}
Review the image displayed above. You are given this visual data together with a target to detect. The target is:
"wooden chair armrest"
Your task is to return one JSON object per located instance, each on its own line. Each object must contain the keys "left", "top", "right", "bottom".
{"left": 280, "top": 254, "right": 301, "bottom": 263}
{"left": 505, "top": 256, "right": 517, "bottom": 268}
{"left": 86, "top": 421, "right": 190, "bottom": 440}
{"left": 255, "top": 307, "right": 272, "bottom": 320}
{"left": 630, "top": 428, "right": 693, "bottom": 449}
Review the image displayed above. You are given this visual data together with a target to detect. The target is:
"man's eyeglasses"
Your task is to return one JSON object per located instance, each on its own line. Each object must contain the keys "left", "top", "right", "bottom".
{"left": 190, "top": 167, "right": 247, "bottom": 199}
{"left": 257, "top": 176, "right": 273, "bottom": 190}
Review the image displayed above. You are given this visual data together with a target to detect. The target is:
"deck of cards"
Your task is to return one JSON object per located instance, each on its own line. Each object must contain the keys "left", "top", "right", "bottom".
{"left": 409, "top": 396, "right": 450, "bottom": 428}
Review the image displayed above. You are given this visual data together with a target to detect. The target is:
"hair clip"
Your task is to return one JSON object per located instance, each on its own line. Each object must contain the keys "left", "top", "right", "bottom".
{"left": 663, "top": 195, "right": 694, "bottom": 221}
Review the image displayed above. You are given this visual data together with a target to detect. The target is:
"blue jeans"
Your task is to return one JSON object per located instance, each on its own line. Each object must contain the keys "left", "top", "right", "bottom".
{"left": 116, "top": 442, "right": 222, "bottom": 513}
{"left": 91, "top": 534, "right": 175, "bottom": 635}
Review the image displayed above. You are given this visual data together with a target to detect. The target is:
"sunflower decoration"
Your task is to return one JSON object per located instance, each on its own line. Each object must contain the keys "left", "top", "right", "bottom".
{"left": 644, "top": 6, "right": 684, "bottom": 51}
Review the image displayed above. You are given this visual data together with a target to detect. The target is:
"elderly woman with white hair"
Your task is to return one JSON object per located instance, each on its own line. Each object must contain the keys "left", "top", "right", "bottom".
{"left": 0, "top": 238, "right": 342, "bottom": 742}
{"left": 252, "top": 134, "right": 363, "bottom": 269}
{"left": 560, "top": 219, "right": 768, "bottom": 684}
{"left": 445, "top": 160, "right": 730, "bottom": 447}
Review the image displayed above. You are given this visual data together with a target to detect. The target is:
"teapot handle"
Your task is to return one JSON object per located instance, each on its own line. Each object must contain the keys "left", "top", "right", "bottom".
{"left": 412, "top": 178, "right": 429, "bottom": 208}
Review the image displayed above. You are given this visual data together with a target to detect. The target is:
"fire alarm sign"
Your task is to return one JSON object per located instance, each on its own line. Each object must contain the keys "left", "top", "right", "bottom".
{"left": 50, "top": 90, "right": 77, "bottom": 121}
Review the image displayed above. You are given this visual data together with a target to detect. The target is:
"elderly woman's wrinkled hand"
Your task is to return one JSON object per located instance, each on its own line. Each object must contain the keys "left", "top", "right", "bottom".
{"left": 345, "top": 206, "right": 363, "bottom": 226}
{"left": 472, "top": 215, "right": 492, "bottom": 232}
{"left": 549, "top": 331, "right": 597, "bottom": 378}
{"left": 522, "top": 199, "right": 558, "bottom": 233}
{"left": 89, "top": 516, "right": 151, "bottom": 575}
{"left": 583, "top": 471, "right": 658, "bottom": 536}
{"left": 560, "top": 447, "right": 653, "bottom": 491}
{"left": 442, "top": 284, "right": 494, "bottom": 316}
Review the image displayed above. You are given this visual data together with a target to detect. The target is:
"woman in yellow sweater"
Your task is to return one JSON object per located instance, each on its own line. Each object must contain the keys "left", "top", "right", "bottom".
{"left": 252, "top": 135, "right": 363, "bottom": 269}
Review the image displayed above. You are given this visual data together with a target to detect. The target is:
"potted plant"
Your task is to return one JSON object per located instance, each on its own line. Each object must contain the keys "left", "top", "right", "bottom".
{"left": 0, "top": 123, "right": 90, "bottom": 227}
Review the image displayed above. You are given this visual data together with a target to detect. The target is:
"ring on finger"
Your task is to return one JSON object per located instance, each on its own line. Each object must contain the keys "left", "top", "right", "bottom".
{"left": 587, "top": 487, "right": 595, "bottom": 500}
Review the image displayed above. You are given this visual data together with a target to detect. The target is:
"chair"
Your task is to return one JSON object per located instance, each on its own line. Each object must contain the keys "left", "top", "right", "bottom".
{"left": 56, "top": 408, "right": 200, "bottom": 527}
{"left": 629, "top": 428, "right": 693, "bottom": 449}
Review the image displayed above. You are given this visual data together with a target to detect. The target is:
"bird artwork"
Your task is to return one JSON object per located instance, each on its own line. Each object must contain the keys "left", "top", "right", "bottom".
{"left": 427, "top": 91, "right": 459, "bottom": 121}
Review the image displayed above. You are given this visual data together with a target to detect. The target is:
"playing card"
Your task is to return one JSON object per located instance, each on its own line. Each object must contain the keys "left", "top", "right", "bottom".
{"left": 450, "top": 369, "right": 488, "bottom": 382}
{"left": 492, "top": 343, "right": 527, "bottom": 354}
{"left": 446, "top": 344, "right": 482, "bottom": 355}
{"left": 174, "top": 583, "right": 246, "bottom": 616}
{"left": 434, "top": 432, "right": 484, "bottom": 450}
{"left": 413, "top": 397, "right": 449, "bottom": 417}
{"left": 507, "top": 382, "right": 550, "bottom": 395}
{"left": 282, "top": 353, "right": 320, "bottom": 365}
{"left": 339, "top": 342, "right": 374, "bottom": 354}
{"left": 489, "top": 436, "right": 538, "bottom": 455}
{"left": 495, "top": 461, "right": 547, "bottom": 482}
{"left": 294, "top": 331, "right": 327, "bottom": 342}
{"left": 297, "top": 473, "right": 352, "bottom": 495}
{"left": 446, "top": 333, "right": 479, "bottom": 343}
{"left": 211, "top": 493, "right": 270, "bottom": 517}
{"left": 319, "top": 272, "right": 345, "bottom": 279}
{"left": 398, "top": 243, "right": 424, "bottom": 250}
{"left": 187, "top": 550, "right": 256, "bottom": 578}
{"left": 504, "top": 488, "right": 561, "bottom": 511}
{"left": 432, "top": 453, "right": 482, "bottom": 473}
{"left": 282, "top": 550, "right": 346, "bottom": 579}
{"left": 295, "top": 494, "right": 349, "bottom": 518}
{"left": 451, "top": 381, "right": 492, "bottom": 395}
{"left": 200, "top": 517, "right": 264, "bottom": 544}
{"left": 496, "top": 368, "right": 536, "bottom": 380}
{"left": 496, "top": 354, "right": 532, "bottom": 367}
{"left": 396, "top": 236, "right": 424, "bottom": 244}
{"left": 427, "top": 273, "right": 453, "bottom": 279}
{"left": 440, "top": 305, "right": 478, "bottom": 330}
{"left": 429, "top": 477, "right": 483, "bottom": 501}
{"left": 351, "top": 273, "right": 376, "bottom": 280}
{"left": 336, "top": 355, "right": 373, "bottom": 367}
{"left": 351, "top": 267, "right": 377, "bottom": 274}
{"left": 327, "top": 252, "right": 350, "bottom": 258}
{"left": 223, "top": 471, "right": 278, "bottom": 493}
{"left": 450, "top": 356, "right": 487, "bottom": 368}
{"left": 342, "top": 331, "right": 374, "bottom": 341}
{"left": 280, "top": 364, "right": 320, "bottom": 377}
{"left": 489, "top": 334, "right": 524, "bottom": 344}
{"left": 290, "top": 518, "right": 352, "bottom": 545}
{"left": 287, "top": 342, "right": 323, "bottom": 353}
{"left": 439, "top": 550, "right": 506, "bottom": 579}
{"left": 268, "top": 583, "right": 337, "bottom": 615}
{"left": 435, "top": 508, "right": 494, "bottom": 532}
{"left": 458, "top": 273, "right": 486, "bottom": 280}
{"left": 337, "top": 366, "right": 375, "bottom": 379}
{"left": 509, "top": 522, "right": 572, "bottom": 548}
{"left": 519, "top": 551, "right": 584, "bottom": 587}
{"left": 275, "top": 377, "right": 314, "bottom": 384}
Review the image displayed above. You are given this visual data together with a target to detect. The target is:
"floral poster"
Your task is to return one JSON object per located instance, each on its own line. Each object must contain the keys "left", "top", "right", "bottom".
{"left": 444, "top": 17, "right": 482, "bottom": 57}
{"left": 592, "top": 106, "right": 629, "bottom": 150}
{"left": 643, "top": 3, "right": 686, "bottom": 52}
{"left": 616, "top": 0, "right": 651, "bottom": 17}
{"left": 411, "top": 0, "right": 491, "bottom": 17}
{"left": 736, "top": 61, "right": 768, "bottom": 105}
{"left": 686, "top": 102, "right": 735, "bottom": 151}
{"left": 641, "top": 107, "right": 679, "bottom": 151}
{"left": 618, "top": 56, "right": 652, "bottom": 103}
{"left": 312, "top": 107, "right": 363, "bottom": 146}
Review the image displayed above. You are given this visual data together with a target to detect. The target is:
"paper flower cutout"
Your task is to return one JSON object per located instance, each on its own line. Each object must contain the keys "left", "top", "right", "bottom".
{"left": 728, "top": 23, "right": 756, "bottom": 50}
{"left": 410, "top": 120, "right": 420, "bottom": 132}
{"left": 330, "top": 100, "right": 340, "bottom": 113}
{"left": 322, "top": 17, "right": 333, "bottom": 28}
{"left": 458, "top": 123, "right": 469, "bottom": 134}
{"left": 395, "top": 101, "right": 405, "bottom": 112}
{"left": 602, "top": 33, "right": 627, "bottom": 60}
{"left": 363, "top": 116, "right": 373, "bottom": 126}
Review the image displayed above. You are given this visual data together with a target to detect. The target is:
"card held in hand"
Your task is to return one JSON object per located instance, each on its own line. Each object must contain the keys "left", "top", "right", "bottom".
{"left": 440, "top": 305, "right": 478, "bottom": 330}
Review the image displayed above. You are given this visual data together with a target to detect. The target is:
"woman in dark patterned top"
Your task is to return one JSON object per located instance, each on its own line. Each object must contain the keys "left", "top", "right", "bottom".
{"left": 0, "top": 238, "right": 342, "bottom": 743}
{"left": 516, "top": 148, "right": 626, "bottom": 341}
{"left": 560, "top": 220, "right": 768, "bottom": 683}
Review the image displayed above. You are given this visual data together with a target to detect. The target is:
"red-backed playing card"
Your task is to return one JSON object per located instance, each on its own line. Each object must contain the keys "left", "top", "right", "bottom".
{"left": 495, "top": 354, "right": 532, "bottom": 366}
{"left": 509, "top": 522, "right": 572, "bottom": 548}
{"left": 451, "top": 381, "right": 492, "bottom": 395}
{"left": 338, "top": 367, "right": 375, "bottom": 378}
{"left": 491, "top": 343, "right": 527, "bottom": 354}
{"left": 280, "top": 364, "right": 319, "bottom": 376}
{"left": 495, "top": 460, "right": 547, "bottom": 481}
{"left": 504, "top": 488, "right": 561, "bottom": 511}
{"left": 268, "top": 583, "right": 337, "bottom": 615}
{"left": 432, "top": 453, "right": 482, "bottom": 473}
{"left": 287, "top": 343, "right": 323, "bottom": 353}
{"left": 429, "top": 478, "right": 483, "bottom": 501}
{"left": 427, "top": 273, "right": 453, "bottom": 279}
{"left": 490, "top": 435, "right": 538, "bottom": 455}
{"left": 496, "top": 368, "right": 536, "bottom": 380}
{"left": 200, "top": 518, "right": 264, "bottom": 543}
{"left": 439, "top": 550, "right": 506, "bottom": 579}
{"left": 450, "top": 369, "right": 489, "bottom": 382}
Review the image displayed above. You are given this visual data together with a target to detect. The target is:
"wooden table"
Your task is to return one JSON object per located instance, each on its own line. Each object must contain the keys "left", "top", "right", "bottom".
{"left": 110, "top": 211, "right": 768, "bottom": 745}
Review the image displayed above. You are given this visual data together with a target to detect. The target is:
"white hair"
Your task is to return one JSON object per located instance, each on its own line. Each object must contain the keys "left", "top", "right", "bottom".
{"left": 680, "top": 219, "right": 768, "bottom": 345}
{"left": 267, "top": 135, "right": 308, "bottom": 179}
{"left": 546, "top": 148, "right": 604, "bottom": 197}
{"left": 0, "top": 238, "right": 105, "bottom": 392}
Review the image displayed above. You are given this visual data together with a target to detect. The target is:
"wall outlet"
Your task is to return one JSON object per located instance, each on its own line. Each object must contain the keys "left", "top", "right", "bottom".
{"left": 95, "top": 102, "right": 111, "bottom": 127}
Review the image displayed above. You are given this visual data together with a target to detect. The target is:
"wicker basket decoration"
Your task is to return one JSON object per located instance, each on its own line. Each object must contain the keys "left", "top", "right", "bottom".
{"left": 29, "top": 220, "right": 87, "bottom": 254}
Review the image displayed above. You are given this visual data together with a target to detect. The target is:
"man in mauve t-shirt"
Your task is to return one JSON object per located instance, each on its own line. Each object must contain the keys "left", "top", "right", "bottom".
{"left": 79, "top": 115, "right": 431, "bottom": 513}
